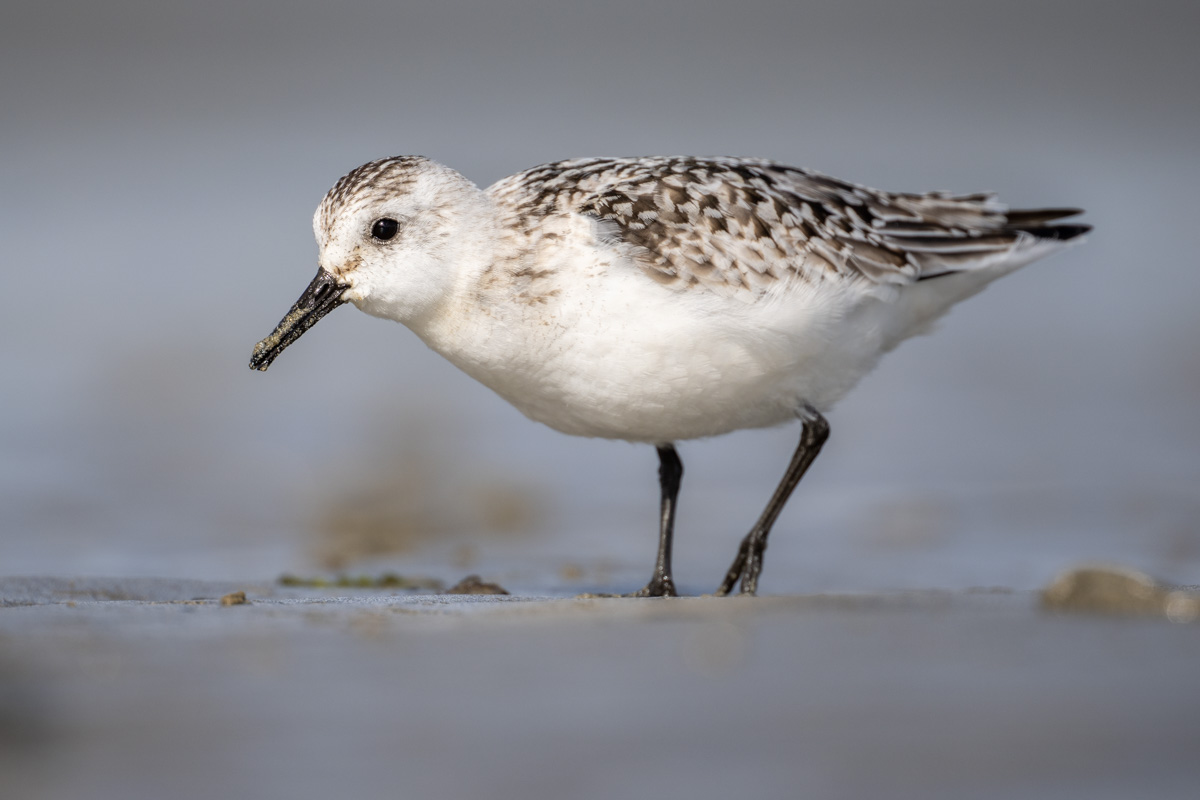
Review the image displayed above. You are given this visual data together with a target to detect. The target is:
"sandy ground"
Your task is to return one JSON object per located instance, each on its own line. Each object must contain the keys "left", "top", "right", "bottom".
{"left": 2, "top": 577, "right": 1198, "bottom": 800}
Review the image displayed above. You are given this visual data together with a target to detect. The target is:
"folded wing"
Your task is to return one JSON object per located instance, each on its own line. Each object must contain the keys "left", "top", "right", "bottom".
{"left": 505, "top": 157, "right": 1089, "bottom": 294}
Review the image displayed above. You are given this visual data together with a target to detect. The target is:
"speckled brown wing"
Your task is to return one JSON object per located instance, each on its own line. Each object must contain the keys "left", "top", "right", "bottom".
{"left": 495, "top": 156, "right": 1088, "bottom": 295}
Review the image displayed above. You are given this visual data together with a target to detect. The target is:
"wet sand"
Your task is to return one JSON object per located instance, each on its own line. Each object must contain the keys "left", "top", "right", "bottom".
{"left": 2, "top": 577, "right": 1198, "bottom": 800}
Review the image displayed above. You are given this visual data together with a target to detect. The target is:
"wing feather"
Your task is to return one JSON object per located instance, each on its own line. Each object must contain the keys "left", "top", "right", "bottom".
{"left": 489, "top": 157, "right": 1089, "bottom": 293}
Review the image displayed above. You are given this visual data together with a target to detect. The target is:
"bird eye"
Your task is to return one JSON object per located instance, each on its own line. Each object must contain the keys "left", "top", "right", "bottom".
{"left": 371, "top": 218, "right": 399, "bottom": 241}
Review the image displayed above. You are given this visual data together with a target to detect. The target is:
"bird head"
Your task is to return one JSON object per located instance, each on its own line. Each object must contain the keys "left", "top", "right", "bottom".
{"left": 249, "top": 156, "right": 487, "bottom": 371}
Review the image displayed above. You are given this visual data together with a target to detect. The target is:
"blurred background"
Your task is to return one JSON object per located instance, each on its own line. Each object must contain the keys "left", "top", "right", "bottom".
{"left": 3, "top": 0, "right": 1198, "bottom": 593}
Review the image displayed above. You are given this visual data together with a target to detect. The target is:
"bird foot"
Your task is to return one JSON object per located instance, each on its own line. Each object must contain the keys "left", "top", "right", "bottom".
{"left": 715, "top": 535, "right": 763, "bottom": 596}
{"left": 574, "top": 575, "right": 678, "bottom": 599}
{"left": 627, "top": 576, "right": 678, "bottom": 598}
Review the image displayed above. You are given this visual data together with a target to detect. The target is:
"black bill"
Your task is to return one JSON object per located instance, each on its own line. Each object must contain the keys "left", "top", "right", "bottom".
{"left": 249, "top": 268, "right": 347, "bottom": 371}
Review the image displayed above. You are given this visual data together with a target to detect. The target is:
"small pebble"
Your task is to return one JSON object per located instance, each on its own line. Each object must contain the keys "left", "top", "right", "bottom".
{"left": 445, "top": 575, "right": 509, "bottom": 595}
{"left": 220, "top": 591, "right": 248, "bottom": 606}
{"left": 1041, "top": 565, "right": 1199, "bottom": 621}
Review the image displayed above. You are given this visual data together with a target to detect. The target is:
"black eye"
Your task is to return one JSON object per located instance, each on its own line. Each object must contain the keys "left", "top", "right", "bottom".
{"left": 371, "top": 218, "right": 399, "bottom": 241}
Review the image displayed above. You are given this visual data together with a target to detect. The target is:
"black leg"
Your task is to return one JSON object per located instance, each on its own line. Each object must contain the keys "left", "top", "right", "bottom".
{"left": 630, "top": 444, "right": 683, "bottom": 597}
{"left": 716, "top": 407, "right": 829, "bottom": 596}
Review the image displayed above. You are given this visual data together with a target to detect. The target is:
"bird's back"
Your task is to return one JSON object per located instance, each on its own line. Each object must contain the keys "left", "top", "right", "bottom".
{"left": 488, "top": 156, "right": 1088, "bottom": 298}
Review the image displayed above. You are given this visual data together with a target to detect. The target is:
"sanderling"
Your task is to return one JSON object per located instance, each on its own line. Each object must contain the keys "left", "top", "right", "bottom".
{"left": 250, "top": 156, "right": 1088, "bottom": 596}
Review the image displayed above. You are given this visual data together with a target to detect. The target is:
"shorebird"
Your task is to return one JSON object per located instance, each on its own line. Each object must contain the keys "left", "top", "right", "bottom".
{"left": 250, "top": 156, "right": 1088, "bottom": 596}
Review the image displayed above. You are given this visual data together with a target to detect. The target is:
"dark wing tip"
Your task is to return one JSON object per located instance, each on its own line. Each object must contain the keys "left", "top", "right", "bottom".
{"left": 1005, "top": 207, "right": 1085, "bottom": 225}
{"left": 1010, "top": 222, "right": 1092, "bottom": 241}
{"left": 1005, "top": 208, "right": 1089, "bottom": 241}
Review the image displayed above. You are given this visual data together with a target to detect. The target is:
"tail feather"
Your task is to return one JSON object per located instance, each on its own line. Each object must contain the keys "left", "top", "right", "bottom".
{"left": 883, "top": 206, "right": 1088, "bottom": 346}
{"left": 907, "top": 208, "right": 1089, "bottom": 282}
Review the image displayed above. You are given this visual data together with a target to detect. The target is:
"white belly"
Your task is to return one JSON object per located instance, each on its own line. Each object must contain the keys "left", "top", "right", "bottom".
{"left": 428, "top": 269, "right": 893, "bottom": 443}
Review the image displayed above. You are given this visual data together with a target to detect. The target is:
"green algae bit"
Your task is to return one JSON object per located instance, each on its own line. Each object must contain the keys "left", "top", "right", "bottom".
{"left": 278, "top": 573, "right": 444, "bottom": 591}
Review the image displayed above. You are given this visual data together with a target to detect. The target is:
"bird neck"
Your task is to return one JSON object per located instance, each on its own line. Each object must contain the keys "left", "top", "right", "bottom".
{"left": 412, "top": 201, "right": 565, "bottom": 386}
